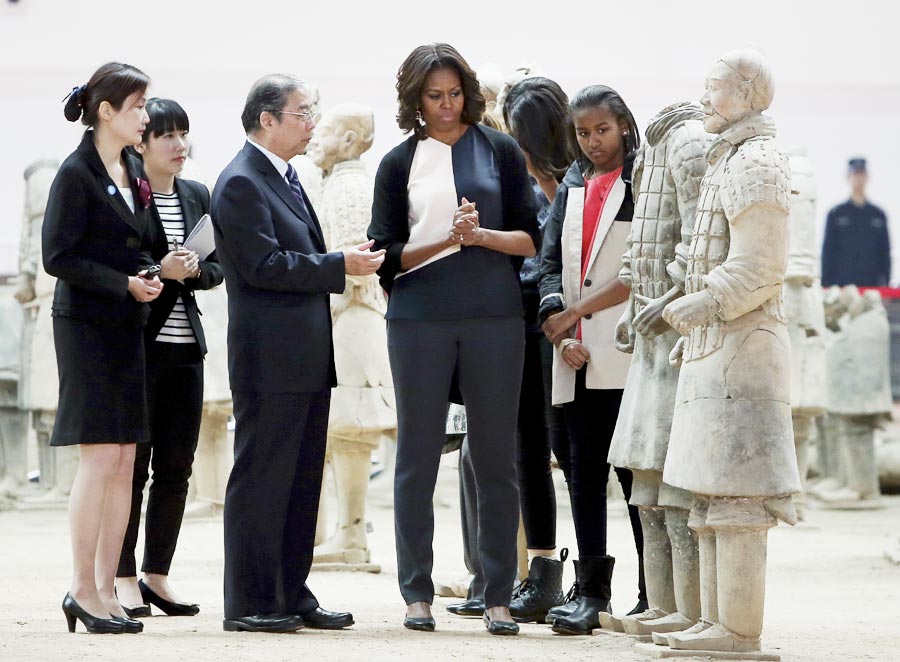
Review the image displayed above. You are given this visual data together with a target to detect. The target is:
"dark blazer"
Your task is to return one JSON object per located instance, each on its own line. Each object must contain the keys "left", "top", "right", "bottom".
{"left": 146, "top": 177, "right": 224, "bottom": 355}
{"left": 210, "top": 141, "right": 346, "bottom": 393}
{"left": 43, "top": 130, "right": 155, "bottom": 328}
{"left": 367, "top": 123, "right": 541, "bottom": 294}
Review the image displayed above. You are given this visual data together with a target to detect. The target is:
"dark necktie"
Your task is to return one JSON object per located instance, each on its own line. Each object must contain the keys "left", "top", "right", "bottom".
{"left": 285, "top": 164, "right": 310, "bottom": 217}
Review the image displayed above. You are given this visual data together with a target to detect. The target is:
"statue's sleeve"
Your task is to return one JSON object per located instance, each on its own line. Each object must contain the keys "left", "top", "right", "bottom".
{"left": 705, "top": 139, "right": 792, "bottom": 322}
{"left": 667, "top": 122, "right": 709, "bottom": 291}
{"left": 618, "top": 146, "right": 644, "bottom": 287}
{"left": 18, "top": 209, "right": 39, "bottom": 281}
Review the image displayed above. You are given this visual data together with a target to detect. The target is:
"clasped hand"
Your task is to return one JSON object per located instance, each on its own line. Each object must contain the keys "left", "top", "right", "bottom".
{"left": 161, "top": 249, "right": 200, "bottom": 280}
{"left": 343, "top": 239, "right": 386, "bottom": 276}
{"left": 128, "top": 272, "right": 163, "bottom": 303}
{"left": 662, "top": 290, "right": 721, "bottom": 336}
{"left": 449, "top": 197, "right": 484, "bottom": 247}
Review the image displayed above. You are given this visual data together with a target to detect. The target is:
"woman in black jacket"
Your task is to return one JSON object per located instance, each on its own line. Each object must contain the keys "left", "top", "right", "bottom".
{"left": 368, "top": 43, "right": 539, "bottom": 635}
{"left": 114, "top": 98, "right": 223, "bottom": 619}
{"left": 43, "top": 62, "right": 162, "bottom": 634}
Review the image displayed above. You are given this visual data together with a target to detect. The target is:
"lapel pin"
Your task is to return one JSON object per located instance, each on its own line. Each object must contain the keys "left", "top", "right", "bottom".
{"left": 107, "top": 184, "right": 116, "bottom": 196}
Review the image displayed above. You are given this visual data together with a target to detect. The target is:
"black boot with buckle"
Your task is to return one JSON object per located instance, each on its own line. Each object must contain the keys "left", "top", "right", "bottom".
{"left": 544, "top": 558, "right": 581, "bottom": 625}
{"left": 509, "top": 548, "right": 566, "bottom": 623}
{"left": 551, "top": 555, "right": 614, "bottom": 636}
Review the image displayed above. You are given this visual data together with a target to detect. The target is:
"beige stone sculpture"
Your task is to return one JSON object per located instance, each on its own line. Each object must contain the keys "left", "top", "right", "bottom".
{"left": 782, "top": 148, "right": 827, "bottom": 520}
{"left": 815, "top": 286, "right": 891, "bottom": 508}
{"left": 0, "top": 293, "right": 27, "bottom": 507}
{"left": 648, "top": 50, "right": 801, "bottom": 659}
{"left": 306, "top": 104, "right": 395, "bottom": 570}
{"left": 183, "top": 286, "right": 234, "bottom": 518}
{"left": 606, "top": 102, "right": 709, "bottom": 639}
{"left": 15, "top": 160, "right": 79, "bottom": 505}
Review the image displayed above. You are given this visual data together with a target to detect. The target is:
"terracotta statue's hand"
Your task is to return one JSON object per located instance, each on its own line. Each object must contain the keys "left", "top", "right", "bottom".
{"left": 668, "top": 336, "right": 684, "bottom": 367}
{"left": 561, "top": 341, "right": 590, "bottom": 370}
{"left": 662, "top": 291, "right": 720, "bottom": 335}
{"left": 633, "top": 293, "right": 673, "bottom": 339}
{"left": 542, "top": 309, "right": 576, "bottom": 345}
{"left": 14, "top": 277, "right": 36, "bottom": 304}
{"left": 614, "top": 309, "right": 635, "bottom": 354}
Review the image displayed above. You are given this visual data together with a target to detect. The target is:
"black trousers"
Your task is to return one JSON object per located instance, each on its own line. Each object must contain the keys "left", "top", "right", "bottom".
{"left": 118, "top": 342, "right": 202, "bottom": 577}
{"left": 389, "top": 317, "right": 523, "bottom": 609}
{"left": 222, "top": 388, "right": 329, "bottom": 619}
{"left": 516, "top": 287, "right": 571, "bottom": 550}
{"left": 564, "top": 370, "right": 643, "bottom": 567}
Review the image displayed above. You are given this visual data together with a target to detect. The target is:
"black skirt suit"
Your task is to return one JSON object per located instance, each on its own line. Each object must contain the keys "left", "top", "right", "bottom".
{"left": 42, "top": 131, "right": 156, "bottom": 446}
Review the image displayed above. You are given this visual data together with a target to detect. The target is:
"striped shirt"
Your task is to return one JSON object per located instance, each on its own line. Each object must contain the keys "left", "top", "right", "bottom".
{"left": 153, "top": 191, "right": 197, "bottom": 345}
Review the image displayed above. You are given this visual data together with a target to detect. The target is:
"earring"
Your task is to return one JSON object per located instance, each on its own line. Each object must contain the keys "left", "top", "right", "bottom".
{"left": 415, "top": 109, "right": 426, "bottom": 127}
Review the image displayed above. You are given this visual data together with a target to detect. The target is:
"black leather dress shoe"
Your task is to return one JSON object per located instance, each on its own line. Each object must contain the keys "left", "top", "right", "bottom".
{"left": 403, "top": 616, "right": 436, "bottom": 632}
{"left": 223, "top": 614, "right": 304, "bottom": 633}
{"left": 446, "top": 598, "right": 485, "bottom": 617}
{"left": 112, "top": 615, "right": 144, "bottom": 633}
{"left": 139, "top": 580, "right": 199, "bottom": 616}
{"left": 483, "top": 613, "right": 519, "bottom": 636}
{"left": 299, "top": 607, "right": 354, "bottom": 629}
{"left": 122, "top": 604, "right": 151, "bottom": 619}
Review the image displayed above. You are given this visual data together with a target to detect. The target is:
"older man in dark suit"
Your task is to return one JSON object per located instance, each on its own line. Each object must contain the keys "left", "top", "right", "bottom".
{"left": 211, "top": 74, "right": 384, "bottom": 633}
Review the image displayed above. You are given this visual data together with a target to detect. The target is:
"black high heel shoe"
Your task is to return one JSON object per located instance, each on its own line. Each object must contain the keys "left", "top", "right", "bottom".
{"left": 112, "top": 615, "right": 144, "bottom": 633}
{"left": 138, "top": 579, "right": 199, "bottom": 616}
{"left": 62, "top": 593, "right": 125, "bottom": 634}
{"left": 483, "top": 612, "right": 519, "bottom": 636}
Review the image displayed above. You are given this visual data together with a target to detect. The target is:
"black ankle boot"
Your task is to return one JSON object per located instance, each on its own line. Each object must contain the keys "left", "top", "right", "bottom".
{"left": 544, "top": 559, "right": 580, "bottom": 625}
{"left": 551, "top": 555, "right": 614, "bottom": 636}
{"left": 509, "top": 549, "right": 567, "bottom": 623}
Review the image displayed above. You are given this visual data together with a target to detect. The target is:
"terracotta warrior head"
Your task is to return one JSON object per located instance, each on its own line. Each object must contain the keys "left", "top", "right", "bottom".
{"left": 306, "top": 103, "right": 374, "bottom": 174}
{"left": 700, "top": 49, "right": 774, "bottom": 134}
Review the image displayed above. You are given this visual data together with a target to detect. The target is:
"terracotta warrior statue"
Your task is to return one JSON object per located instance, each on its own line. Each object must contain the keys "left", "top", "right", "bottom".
{"left": 816, "top": 286, "right": 891, "bottom": 508}
{"left": 15, "top": 160, "right": 79, "bottom": 504}
{"left": 306, "top": 104, "right": 396, "bottom": 568}
{"left": 659, "top": 50, "right": 800, "bottom": 657}
{"left": 606, "top": 102, "right": 709, "bottom": 638}
{"left": 782, "top": 147, "right": 827, "bottom": 520}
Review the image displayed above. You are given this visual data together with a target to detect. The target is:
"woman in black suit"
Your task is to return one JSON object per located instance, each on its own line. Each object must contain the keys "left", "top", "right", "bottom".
{"left": 368, "top": 43, "right": 539, "bottom": 635}
{"left": 114, "top": 99, "right": 223, "bottom": 618}
{"left": 43, "top": 62, "right": 162, "bottom": 634}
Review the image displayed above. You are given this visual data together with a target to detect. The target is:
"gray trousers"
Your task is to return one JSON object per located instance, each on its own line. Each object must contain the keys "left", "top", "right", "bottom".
{"left": 389, "top": 316, "right": 523, "bottom": 608}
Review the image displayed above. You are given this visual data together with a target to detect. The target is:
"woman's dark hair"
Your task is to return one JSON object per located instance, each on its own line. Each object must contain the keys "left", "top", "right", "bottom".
{"left": 569, "top": 85, "right": 640, "bottom": 177}
{"left": 396, "top": 43, "right": 485, "bottom": 139}
{"left": 64, "top": 62, "right": 150, "bottom": 127}
{"left": 503, "top": 77, "right": 577, "bottom": 182}
{"left": 142, "top": 98, "right": 190, "bottom": 143}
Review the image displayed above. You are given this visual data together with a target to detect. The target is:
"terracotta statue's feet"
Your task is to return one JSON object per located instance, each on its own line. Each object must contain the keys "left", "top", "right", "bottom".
{"left": 621, "top": 608, "right": 670, "bottom": 634}
{"left": 597, "top": 612, "right": 625, "bottom": 632}
{"left": 807, "top": 476, "right": 842, "bottom": 497}
{"left": 313, "top": 547, "right": 371, "bottom": 564}
{"left": 668, "top": 623, "right": 760, "bottom": 653}
{"left": 661, "top": 620, "right": 714, "bottom": 646}
{"left": 633, "top": 610, "right": 695, "bottom": 636}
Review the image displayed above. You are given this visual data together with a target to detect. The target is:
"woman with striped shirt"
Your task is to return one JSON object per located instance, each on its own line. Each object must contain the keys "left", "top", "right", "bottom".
{"left": 115, "top": 98, "right": 223, "bottom": 618}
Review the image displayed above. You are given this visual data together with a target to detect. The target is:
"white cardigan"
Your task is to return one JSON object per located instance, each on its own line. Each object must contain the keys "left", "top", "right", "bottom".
{"left": 551, "top": 177, "right": 632, "bottom": 406}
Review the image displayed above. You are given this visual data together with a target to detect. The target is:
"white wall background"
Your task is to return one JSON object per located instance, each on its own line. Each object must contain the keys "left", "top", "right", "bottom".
{"left": 1, "top": 0, "right": 898, "bottom": 278}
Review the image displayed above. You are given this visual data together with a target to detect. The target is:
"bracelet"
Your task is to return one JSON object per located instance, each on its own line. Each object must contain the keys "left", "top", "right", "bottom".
{"left": 559, "top": 338, "right": 580, "bottom": 351}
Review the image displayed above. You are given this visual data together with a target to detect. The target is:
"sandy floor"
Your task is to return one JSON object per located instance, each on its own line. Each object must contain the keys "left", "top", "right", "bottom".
{"left": 1, "top": 466, "right": 898, "bottom": 662}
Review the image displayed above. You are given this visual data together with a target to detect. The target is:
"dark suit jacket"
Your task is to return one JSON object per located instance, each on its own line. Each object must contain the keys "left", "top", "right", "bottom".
{"left": 210, "top": 141, "right": 345, "bottom": 393}
{"left": 43, "top": 130, "right": 154, "bottom": 328}
{"left": 146, "top": 177, "right": 224, "bottom": 355}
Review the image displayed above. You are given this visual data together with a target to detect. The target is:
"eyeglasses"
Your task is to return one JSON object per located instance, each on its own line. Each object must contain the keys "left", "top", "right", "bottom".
{"left": 274, "top": 108, "right": 320, "bottom": 124}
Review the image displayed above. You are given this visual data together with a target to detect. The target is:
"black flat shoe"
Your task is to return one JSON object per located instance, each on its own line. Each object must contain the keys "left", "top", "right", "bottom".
{"left": 403, "top": 616, "right": 436, "bottom": 632}
{"left": 122, "top": 604, "right": 151, "bottom": 618}
{"left": 138, "top": 580, "right": 199, "bottom": 617}
{"left": 223, "top": 614, "right": 304, "bottom": 633}
{"left": 483, "top": 613, "right": 519, "bottom": 636}
{"left": 112, "top": 615, "right": 144, "bottom": 633}
{"left": 62, "top": 593, "right": 125, "bottom": 634}
{"left": 446, "top": 598, "right": 485, "bottom": 617}
{"left": 299, "top": 606, "right": 354, "bottom": 629}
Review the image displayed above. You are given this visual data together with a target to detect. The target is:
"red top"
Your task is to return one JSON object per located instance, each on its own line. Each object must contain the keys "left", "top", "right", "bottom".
{"left": 575, "top": 166, "right": 622, "bottom": 340}
{"left": 582, "top": 167, "right": 623, "bottom": 280}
